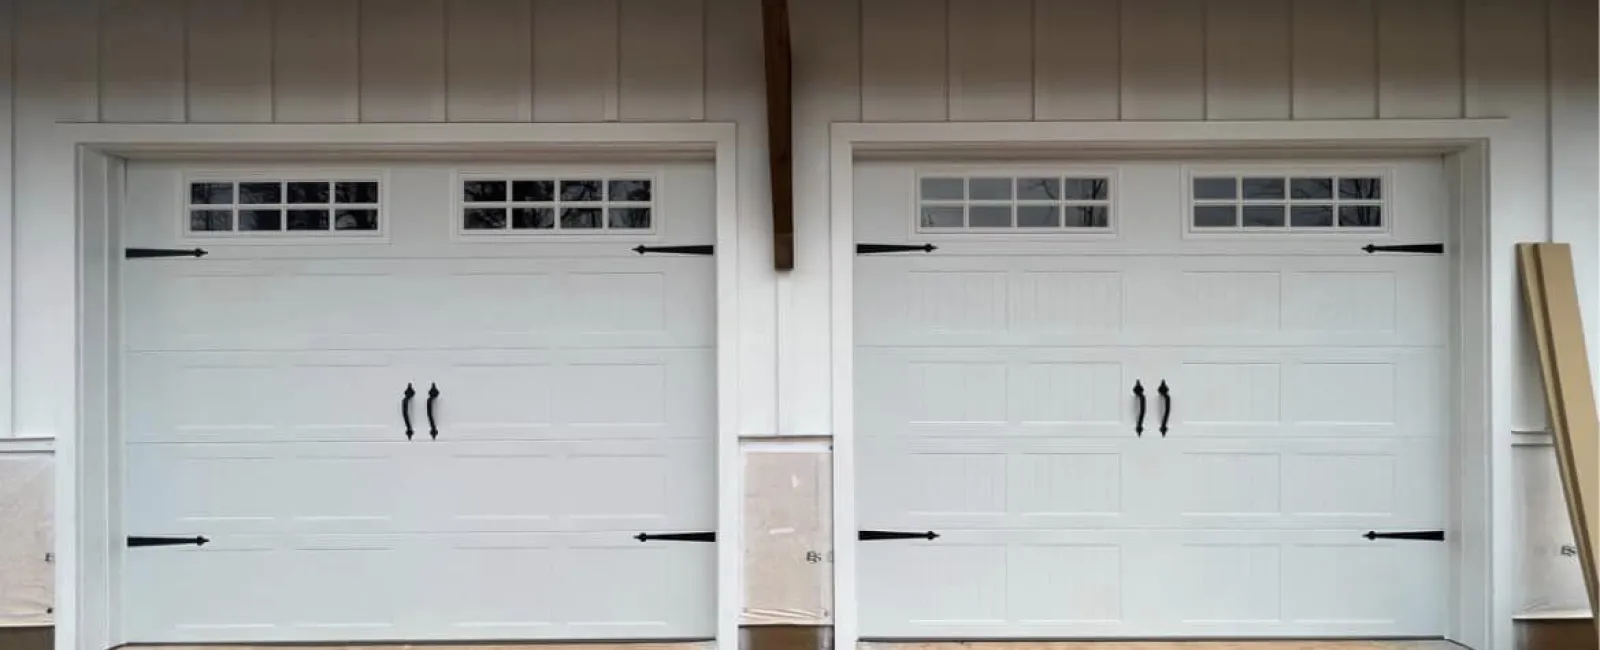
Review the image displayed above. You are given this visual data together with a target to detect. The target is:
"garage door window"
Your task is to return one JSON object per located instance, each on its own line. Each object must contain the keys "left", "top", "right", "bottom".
{"left": 918, "top": 174, "right": 1112, "bottom": 231}
{"left": 459, "top": 176, "right": 655, "bottom": 234}
{"left": 187, "top": 178, "right": 381, "bottom": 234}
{"left": 1190, "top": 173, "right": 1385, "bottom": 231}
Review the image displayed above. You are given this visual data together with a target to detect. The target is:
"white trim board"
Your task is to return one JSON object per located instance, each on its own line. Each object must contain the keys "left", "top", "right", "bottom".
{"left": 828, "top": 119, "right": 1524, "bottom": 650}
{"left": 50, "top": 121, "right": 740, "bottom": 650}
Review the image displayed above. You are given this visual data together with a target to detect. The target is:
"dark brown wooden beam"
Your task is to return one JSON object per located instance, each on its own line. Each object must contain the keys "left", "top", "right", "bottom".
{"left": 762, "top": 0, "right": 794, "bottom": 271}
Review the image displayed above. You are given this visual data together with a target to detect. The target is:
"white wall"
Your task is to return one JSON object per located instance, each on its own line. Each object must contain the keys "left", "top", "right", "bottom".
{"left": 0, "top": 0, "right": 1593, "bottom": 632}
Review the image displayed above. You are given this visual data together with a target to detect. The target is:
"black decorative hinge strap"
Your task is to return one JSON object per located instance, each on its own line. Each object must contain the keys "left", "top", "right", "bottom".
{"left": 1363, "top": 530, "right": 1445, "bottom": 541}
{"left": 857, "top": 243, "right": 937, "bottom": 255}
{"left": 635, "top": 531, "right": 716, "bottom": 542}
{"left": 1362, "top": 243, "right": 1444, "bottom": 255}
{"left": 126, "top": 248, "right": 208, "bottom": 259}
{"left": 128, "top": 535, "right": 209, "bottom": 548}
{"left": 633, "top": 245, "right": 714, "bottom": 256}
{"left": 859, "top": 530, "right": 939, "bottom": 541}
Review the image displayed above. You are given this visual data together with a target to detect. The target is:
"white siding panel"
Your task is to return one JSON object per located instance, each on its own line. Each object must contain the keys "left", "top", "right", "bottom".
{"left": 705, "top": 0, "right": 776, "bottom": 436}
{"left": 0, "top": 0, "right": 12, "bottom": 439}
{"left": 789, "top": 0, "right": 860, "bottom": 436}
{"left": 445, "top": 0, "right": 534, "bottom": 122}
{"left": 1291, "top": 0, "right": 1378, "bottom": 119}
{"left": 360, "top": 0, "right": 447, "bottom": 122}
{"left": 619, "top": 0, "right": 705, "bottom": 121}
{"left": 1033, "top": 0, "right": 1120, "bottom": 121}
{"left": 1549, "top": 0, "right": 1598, "bottom": 349}
{"left": 1205, "top": 0, "right": 1291, "bottom": 120}
{"left": 100, "top": 0, "right": 186, "bottom": 122}
{"left": 947, "top": 0, "right": 1032, "bottom": 121}
{"left": 272, "top": 0, "right": 360, "bottom": 123}
{"left": 1378, "top": 0, "right": 1464, "bottom": 119}
{"left": 861, "top": 0, "right": 947, "bottom": 121}
{"left": 187, "top": 0, "right": 274, "bottom": 123}
{"left": 1464, "top": 0, "right": 1546, "bottom": 120}
{"left": 1119, "top": 0, "right": 1204, "bottom": 120}
{"left": 14, "top": 0, "right": 99, "bottom": 123}
{"left": 533, "top": 0, "right": 620, "bottom": 122}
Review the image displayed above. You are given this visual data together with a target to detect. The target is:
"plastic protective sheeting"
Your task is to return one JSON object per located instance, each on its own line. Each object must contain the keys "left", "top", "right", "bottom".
{"left": 0, "top": 454, "right": 53, "bottom": 626}
{"left": 742, "top": 450, "right": 831, "bottom": 625}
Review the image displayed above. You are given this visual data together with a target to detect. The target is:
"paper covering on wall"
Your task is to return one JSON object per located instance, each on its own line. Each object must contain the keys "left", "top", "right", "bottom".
{"left": 742, "top": 450, "right": 832, "bottom": 625}
{"left": 0, "top": 456, "right": 53, "bottom": 626}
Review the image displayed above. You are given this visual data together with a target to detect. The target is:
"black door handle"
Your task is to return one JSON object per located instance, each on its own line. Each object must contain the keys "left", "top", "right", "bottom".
{"left": 1158, "top": 380, "right": 1171, "bottom": 437}
{"left": 401, "top": 383, "right": 416, "bottom": 440}
{"left": 1132, "top": 381, "right": 1146, "bottom": 437}
{"left": 426, "top": 383, "right": 440, "bottom": 440}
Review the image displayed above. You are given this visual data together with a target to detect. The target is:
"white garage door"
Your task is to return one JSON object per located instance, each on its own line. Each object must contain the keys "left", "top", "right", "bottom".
{"left": 855, "top": 159, "right": 1450, "bottom": 639}
{"left": 121, "top": 161, "right": 718, "bottom": 643}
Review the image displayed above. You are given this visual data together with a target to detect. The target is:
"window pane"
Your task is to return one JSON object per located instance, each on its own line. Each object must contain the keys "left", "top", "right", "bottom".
{"left": 561, "top": 180, "right": 603, "bottom": 202}
{"left": 463, "top": 180, "right": 508, "bottom": 203}
{"left": 1290, "top": 205, "right": 1334, "bottom": 227}
{"left": 561, "top": 207, "right": 602, "bottom": 228}
{"left": 1017, "top": 205, "right": 1060, "bottom": 228}
{"left": 287, "top": 209, "right": 331, "bottom": 230}
{"left": 1291, "top": 178, "right": 1334, "bottom": 200}
{"left": 335, "top": 209, "right": 379, "bottom": 231}
{"left": 463, "top": 208, "right": 507, "bottom": 230}
{"left": 1242, "top": 205, "right": 1286, "bottom": 227}
{"left": 1017, "top": 178, "right": 1061, "bottom": 200}
{"left": 1242, "top": 177, "right": 1285, "bottom": 200}
{"left": 238, "top": 209, "right": 281, "bottom": 231}
{"left": 190, "top": 182, "right": 233, "bottom": 205}
{"left": 239, "top": 182, "right": 282, "bottom": 204}
{"left": 609, "top": 208, "right": 652, "bottom": 229}
{"left": 968, "top": 178, "right": 1012, "bottom": 200}
{"left": 1340, "top": 178, "right": 1383, "bottom": 200}
{"left": 1193, "top": 205, "right": 1237, "bottom": 228}
{"left": 920, "top": 177, "right": 964, "bottom": 200}
{"left": 513, "top": 180, "right": 554, "bottom": 202}
{"left": 1066, "top": 206, "right": 1109, "bottom": 228}
{"left": 969, "top": 205, "right": 1012, "bottom": 227}
{"left": 921, "top": 206, "right": 963, "bottom": 228}
{"left": 608, "top": 179, "right": 652, "bottom": 202}
{"left": 512, "top": 208, "right": 555, "bottom": 229}
{"left": 1339, "top": 205, "right": 1383, "bottom": 227}
{"left": 189, "top": 209, "right": 232, "bottom": 231}
{"left": 287, "top": 182, "right": 329, "bottom": 204}
{"left": 1063, "top": 178, "right": 1109, "bottom": 201}
{"left": 1193, "top": 177, "right": 1237, "bottom": 200}
{"left": 335, "top": 181, "right": 379, "bottom": 204}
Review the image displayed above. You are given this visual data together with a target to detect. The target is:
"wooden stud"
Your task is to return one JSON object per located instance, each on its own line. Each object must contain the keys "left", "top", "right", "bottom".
{"left": 763, "top": 0, "right": 794, "bottom": 271}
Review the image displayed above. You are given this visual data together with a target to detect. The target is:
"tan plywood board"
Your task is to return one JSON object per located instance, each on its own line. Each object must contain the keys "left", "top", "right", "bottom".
{"left": 0, "top": 455, "right": 53, "bottom": 626}
{"left": 1519, "top": 243, "right": 1600, "bottom": 620}
{"left": 742, "top": 449, "right": 832, "bottom": 625}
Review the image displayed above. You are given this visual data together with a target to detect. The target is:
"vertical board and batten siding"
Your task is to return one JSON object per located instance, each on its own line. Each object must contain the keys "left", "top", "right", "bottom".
{"left": 0, "top": 0, "right": 1593, "bottom": 629}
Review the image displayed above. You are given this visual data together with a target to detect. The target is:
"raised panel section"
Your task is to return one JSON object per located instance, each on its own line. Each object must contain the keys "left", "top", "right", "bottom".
{"left": 619, "top": 0, "right": 705, "bottom": 121}
{"left": 446, "top": 0, "right": 535, "bottom": 122}
{"left": 1011, "top": 272, "right": 1124, "bottom": 334}
{"left": 1034, "top": 0, "right": 1120, "bottom": 120}
{"left": 273, "top": 0, "right": 360, "bottom": 122}
{"left": 1120, "top": 0, "right": 1205, "bottom": 120}
{"left": 188, "top": 0, "right": 274, "bottom": 122}
{"left": 948, "top": 0, "right": 1032, "bottom": 121}
{"left": 1179, "top": 272, "right": 1282, "bottom": 331}
{"left": 1013, "top": 363, "right": 1124, "bottom": 425}
{"left": 1283, "top": 453, "right": 1397, "bottom": 516}
{"left": 1282, "top": 272, "right": 1398, "bottom": 333}
{"left": 861, "top": 0, "right": 947, "bottom": 121}
{"left": 101, "top": 0, "right": 186, "bottom": 122}
{"left": 1175, "top": 363, "right": 1282, "bottom": 425}
{"left": 1009, "top": 545, "right": 1124, "bottom": 623}
{"left": 1292, "top": 0, "right": 1378, "bottom": 119}
{"left": 533, "top": 0, "right": 620, "bottom": 121}
{"left": 1009, "top": 453, "right": 1123, "bottom": 516}
{"left": 1177, "top": 544, "right": 1282, "bottom": 623}
{"left": 909, "top": 362, "right": 1008, "bottom": 425}
{"left": 1287, "top": 362, "right": 1397, "bottom": 425}
{"left": 359, "top": 0, "right": 447, "bottom": 122}
{"left": 907, "top": 271, "right": 1009, "bottom": 334}
{"left": 1180, "top": 453, "right": 1282, "bottom": 515}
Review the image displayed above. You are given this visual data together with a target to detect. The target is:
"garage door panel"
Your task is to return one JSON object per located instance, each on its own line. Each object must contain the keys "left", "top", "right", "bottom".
{"left": 126, "top": 443, "right": 288, "bottom": 535}
{"left": 123, "top": 535, "right": 289, "bottom": 642}
{"left": 287, "top": 442, "right": 432, "bottom": 533}
{"left": 283, "top": 534, "right": 417, "bottom": 637}
{"left": 551, "top": 537, "right": 716, "bottom": 637}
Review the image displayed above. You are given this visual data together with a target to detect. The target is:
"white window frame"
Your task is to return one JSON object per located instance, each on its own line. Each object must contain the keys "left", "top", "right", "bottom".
{"left": 177, "top": 168, "right": 391, "bottom": 244}
{"left": 1181, "top": 164, "right": 1396, "bottom": 238}
{"left": 831, "top": 119, "right": 1524, "bottom": 650}
{"left": 450, "top": 168, "right": 666, "bottom": 241}
{"left": 910, "top": 166, "right": 1122, "bottom": 240}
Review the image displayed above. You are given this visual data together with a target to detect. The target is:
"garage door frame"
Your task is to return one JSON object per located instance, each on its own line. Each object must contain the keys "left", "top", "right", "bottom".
{"left": 827, "top": 119, "right": 1523, "bottom": 650}
{"left": 50, "top": 122, "right": 743, "bottom": 650}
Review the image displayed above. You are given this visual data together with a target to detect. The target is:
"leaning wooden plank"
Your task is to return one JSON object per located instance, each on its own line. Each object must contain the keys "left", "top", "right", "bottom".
{"left": 1518, "top": 242, "right": 1600, "bottom": 615}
